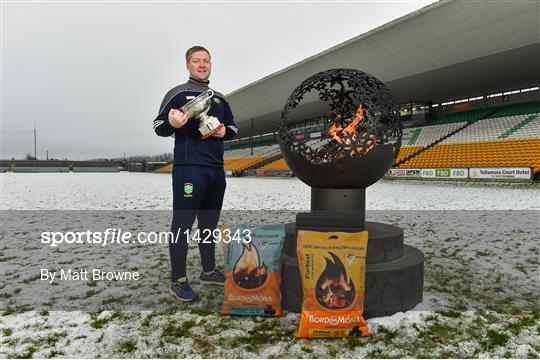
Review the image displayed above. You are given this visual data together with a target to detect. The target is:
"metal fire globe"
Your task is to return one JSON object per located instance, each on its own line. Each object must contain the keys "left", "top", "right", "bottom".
{"left": 278, "top": 69, "right": 402, "bottom": 189}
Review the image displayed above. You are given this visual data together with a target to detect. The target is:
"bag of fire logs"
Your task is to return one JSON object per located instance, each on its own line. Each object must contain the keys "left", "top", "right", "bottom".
{"left": 297, "top": 229, "right": 370, "bottom": 337}
{"left": 221, "top": 224, "right": 285, "bottom": 316}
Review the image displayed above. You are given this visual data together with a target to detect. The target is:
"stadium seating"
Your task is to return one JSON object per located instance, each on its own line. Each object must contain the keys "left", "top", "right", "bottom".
{"left": 395, "top": 146, "right": 423, "bottom": 164}
{"left": 429, "top": 108, "right": 493, "bottom": 125}
{"left": 501, "top": 114, "right": 539, "bottom": 140}
{"left": 440, "top": 114, "right": 538, "bottom": 144}
{"left": 395, "top": 122, "right": 467, "bottom": 164}
{"left": 401, "top": 111, "right": 540, "bottom": 172}
{"left": 225, "top": 144, "right": 281, "bottom": 159}
{"left": 225, "top": 157, "right": 269, "bottom": 171}
{"left": 401, "top": 139, "right": 540, "bottom": 173}
{"left": 486, "top": 101, "right": 540, "bottom": 118}
{"left": 259, "top": 158, "right": 289, "bottom": 171}
{"left": 403, "top": 122, "right": 467, "bottom": 147}
{"left": 223, "top": 144, "right": 282, "bottom": 171}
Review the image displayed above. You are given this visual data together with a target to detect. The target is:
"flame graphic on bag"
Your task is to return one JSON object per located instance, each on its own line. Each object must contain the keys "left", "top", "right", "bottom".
{"left": 222, "top": 225, "right": 285, "bottom": 317}
{"left": 297, "top": 230, "right": 370, "bottom": 337}
{"left": 233, "top": 243, "right": 268, "bottom": 289}
{"left": 315, "top": 252, "right": 355, "bottom": 309}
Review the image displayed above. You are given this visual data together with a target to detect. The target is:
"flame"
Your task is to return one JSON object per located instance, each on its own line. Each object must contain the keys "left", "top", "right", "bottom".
{"left": 327, "top": 102, "right": 377, "bottom": 157}
{"left": 328, "top": 103, "right": 366, "bottom": 145}
{"left": 233, "top": 243, "right": 268, "bottom": 289}
{"left": 320, "top": 272, "right": 352, "bottom": 308}
{"left": 315, "top": 252, "right": 355, "bottom": 309}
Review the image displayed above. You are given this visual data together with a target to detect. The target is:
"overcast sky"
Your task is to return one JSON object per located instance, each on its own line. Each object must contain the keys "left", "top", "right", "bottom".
{"left": 1, "top": 0, "right": 434, "bottom": 160}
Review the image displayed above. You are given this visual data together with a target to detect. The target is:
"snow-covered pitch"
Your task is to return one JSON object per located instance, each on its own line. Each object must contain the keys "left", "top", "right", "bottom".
{"left": 0, "top": 173, "right": 538, "bottom": 358}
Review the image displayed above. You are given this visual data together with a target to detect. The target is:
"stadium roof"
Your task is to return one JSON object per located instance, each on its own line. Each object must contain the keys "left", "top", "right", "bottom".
{"left": 227, "top": 0, "right": 540, "bottom": 138}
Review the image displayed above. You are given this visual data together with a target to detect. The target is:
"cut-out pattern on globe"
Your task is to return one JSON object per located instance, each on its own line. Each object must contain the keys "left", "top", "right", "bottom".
{"left": 278, "top": 69, "right": 402, "bottom": 165}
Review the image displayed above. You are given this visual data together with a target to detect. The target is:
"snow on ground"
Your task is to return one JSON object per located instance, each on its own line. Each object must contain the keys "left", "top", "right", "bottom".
{"left": 1, "top": 172, "right": 539, "bottom": 210}
{"left": 0, "top": 173, "right": 539, "bottom": 358}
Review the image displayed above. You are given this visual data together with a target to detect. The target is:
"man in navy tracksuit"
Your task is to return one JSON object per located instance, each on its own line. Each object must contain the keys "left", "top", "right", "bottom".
{"left": 154, "top": 46, "right": 237, "bottom": 301}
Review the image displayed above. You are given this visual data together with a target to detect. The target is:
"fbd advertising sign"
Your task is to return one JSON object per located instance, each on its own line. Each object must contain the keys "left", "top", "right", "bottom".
{"left": 421, "top": 168, "right": 468, "bottom": 179}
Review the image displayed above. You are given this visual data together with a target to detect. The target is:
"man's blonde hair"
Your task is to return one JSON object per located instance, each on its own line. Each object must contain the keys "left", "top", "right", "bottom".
{"left": 185, "top": 46, "right": 211, "bottom": 62}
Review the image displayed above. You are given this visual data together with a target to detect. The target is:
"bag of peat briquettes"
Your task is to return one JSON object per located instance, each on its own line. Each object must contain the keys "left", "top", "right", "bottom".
{"left": 222, "top": 224, "right": 285, "bottom": 316}
{"left": 297, "top": 229, "right": 370, "bottom": 337}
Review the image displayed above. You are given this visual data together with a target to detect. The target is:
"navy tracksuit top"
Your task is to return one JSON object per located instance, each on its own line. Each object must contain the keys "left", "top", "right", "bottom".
{"left": 153, "top": 77, "right": 238, "bottom": 167}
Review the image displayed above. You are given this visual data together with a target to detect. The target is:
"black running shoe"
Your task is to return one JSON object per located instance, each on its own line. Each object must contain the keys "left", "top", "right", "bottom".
{"left": 199, "top": 269, "right": 226, "bottom": 285}
{"left": 169, "top": 278, "right": 199, "bottom": 302}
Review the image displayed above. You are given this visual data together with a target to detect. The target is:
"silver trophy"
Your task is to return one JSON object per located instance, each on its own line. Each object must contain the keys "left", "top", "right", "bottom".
{"left": 180, "top": 89, "right": 224, "bottom": 139}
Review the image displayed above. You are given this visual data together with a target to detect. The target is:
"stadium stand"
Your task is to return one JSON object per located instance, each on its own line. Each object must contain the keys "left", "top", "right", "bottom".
{"left": 154, "top": 144, "right": 283, "bottom": 173}
{"left": 400, "top": 139, "right": 540, "bottom": 173}
{"left": 500, "top": 114, "right": 539, "bottom": 140}
{"left": 400, "top": 104, "right": 540, "bottom": 173}
{"left": 225, "top": 156, "right": 268, "bottom": 171}
{"left": 395, "top": 146, "right": 423, "bottom": 163}
{"left": 485, "top": 101, "right": 540, "bottom": 118}
{"left": 429, "top": 108, "right": 493, "bottom": 125}
{"left": 224, "top": 144, "right": 281, "bottom": 171}
{"left": 259, "top": 158, "right": 289, "bottom": 171}
{"left": 224, "top": 144, "right": 280, "bottom": 160}
{"left": 394, "top": 106, "right": 504, "bottom": 165}
{"left": 395, "top": 122, "right": 468, "bottom": 164}
{"left": 440, "top": 115, "right": 538, "bottom": 144}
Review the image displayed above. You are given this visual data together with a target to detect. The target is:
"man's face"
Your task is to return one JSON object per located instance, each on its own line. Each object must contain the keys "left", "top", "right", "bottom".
{"left": 186, "top": 50, "right": 211, "bottom": 81}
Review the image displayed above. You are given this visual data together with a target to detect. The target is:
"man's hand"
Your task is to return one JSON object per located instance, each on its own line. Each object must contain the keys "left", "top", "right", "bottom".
{"left": 168, "top": 109, "right": 189, "bottom": 129}
{"left": 212, "top": 125, "right": 226, "bottom": 138}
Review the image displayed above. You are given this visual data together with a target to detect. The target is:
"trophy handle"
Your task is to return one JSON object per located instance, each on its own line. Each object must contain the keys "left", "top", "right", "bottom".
{"left": 178, "top": 89, "right": 214, "bottom": 113}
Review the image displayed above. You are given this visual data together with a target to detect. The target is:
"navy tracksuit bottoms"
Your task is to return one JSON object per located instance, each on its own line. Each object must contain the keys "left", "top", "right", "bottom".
{"left": 169, "top": 165, "right": 226, "bottom": 282}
